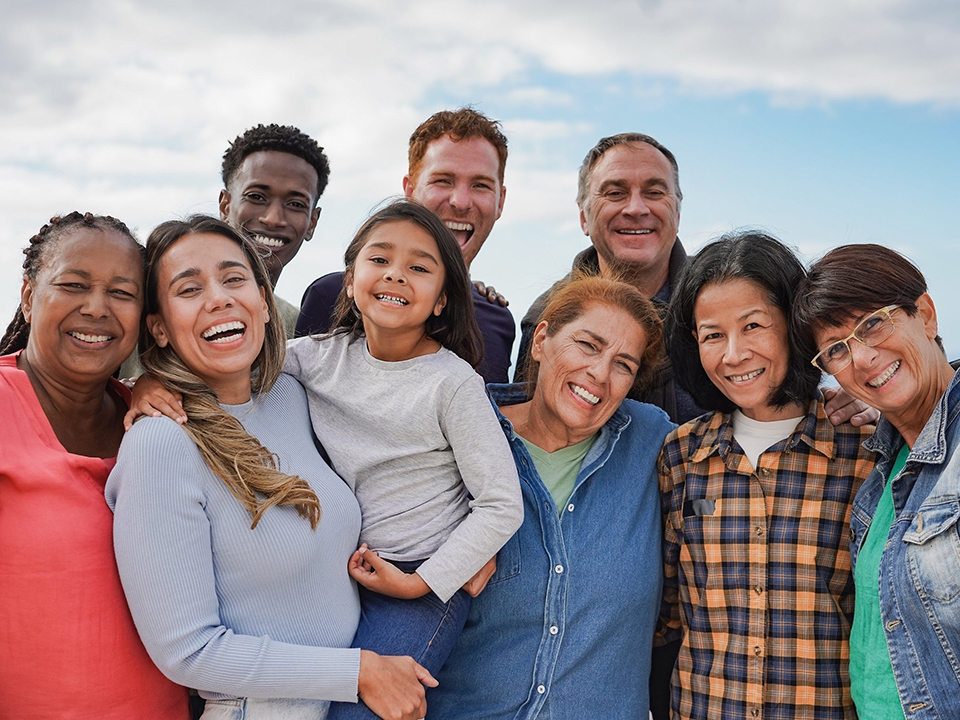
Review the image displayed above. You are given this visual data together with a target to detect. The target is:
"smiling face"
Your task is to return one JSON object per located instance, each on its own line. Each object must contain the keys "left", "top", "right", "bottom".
{"left": 21, "top": 227, "right": 143, "bottom": 383}
{"left": 146, "top": 232, "right": 269, "bottom": 404}
{"left": 402, "top": 134, "right": 505, "bottom": 270}
{"left": 531, "top": 302, "right": 646, "bottom": 444}
{"left": 693, "top": 278, "right": 800, "bottom": 421}
{"left": 346, "top": 219, "right": 447, "bottom": 344}
{"left": 579, "top": 142, "right": 681, "bottom": 295}
{"left": 219, "top": 150, "right": 320, "bottom": 285}
{"left": 814, "top": 294, "right": 949, "bottom": 439}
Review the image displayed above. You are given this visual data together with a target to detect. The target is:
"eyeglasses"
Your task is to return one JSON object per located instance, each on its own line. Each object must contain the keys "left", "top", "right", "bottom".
{"left": 811, "top": 305, "right": 900, "bottom": 374}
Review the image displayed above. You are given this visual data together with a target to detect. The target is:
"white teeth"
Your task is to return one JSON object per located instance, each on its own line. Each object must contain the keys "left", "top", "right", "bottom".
{"left": 376, "top": 294, "right": 408, "bottom": 306}
{"left": 571, "top": 384, "right": 601, "bottom": 405}
{"left": 868, "top": 360, "right": 900, "bottom": 388}
{"left": 68, "top": 331, "right": 112, "bottom": 343}
{"left": 252, "top": 234, "right": 286, "bottom": 249}
{"left": 445, "top": 221, "right": 473, "bottom": 232}
{"left": 202, "top": 321, "right": 246, "bottom": 341}
{"left": 729, "top": 369, "right": 764, "bottom": 382}
{"left": 618, "top": 229, "right": 653, "bottom": 235}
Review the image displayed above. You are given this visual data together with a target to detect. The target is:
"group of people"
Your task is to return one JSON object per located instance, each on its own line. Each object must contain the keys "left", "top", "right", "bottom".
{"left": 1, "top": 106, "right": 958, "bottom": 720}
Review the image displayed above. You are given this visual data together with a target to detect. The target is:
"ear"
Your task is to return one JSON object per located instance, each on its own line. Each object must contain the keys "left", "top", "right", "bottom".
{"left": 218, "top": 189, "right": 232, "bottom": 222}
{"left": 304, "top": 206, "right": 321, "bottom": 242}
{"left": 916, "top": 293, "right": 939, "bottom": 339}
{"left": 433, "top": 292, "right": 447, "bottom": 317}
{"left": 20, "top": 277, "right": 34, "bottom": 324}
{"left": 146, "top": 314, "right": 169, "bottom": 347}
{"left": 401, "top": 175, "right": 415, "bottom": 198}
{"left": 495, "top": 184, "right": 506, "bottom": 222}
{"left": 261, "top": 286, "right": 270, "bottom": 324}
{"left": 578, "top": 203, "right": 590, "bottom": 237}
{"left": 530, "top": 320, "right": 549, "bottom": 363}
{"left": 345, "top": 268, "right": 355, "bottom": 299}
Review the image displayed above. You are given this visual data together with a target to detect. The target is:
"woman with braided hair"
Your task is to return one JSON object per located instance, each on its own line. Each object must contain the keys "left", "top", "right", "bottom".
{"left": 0, "top": 212, "right": 190, "bottom": 718}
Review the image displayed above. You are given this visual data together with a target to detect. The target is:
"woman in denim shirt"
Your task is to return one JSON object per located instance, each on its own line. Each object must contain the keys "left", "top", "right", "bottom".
{"left": 428, "top": 276, "right": 676, "bottom": 719}
{"left": 795, "top": 244, "right": 959, "bottom": 719}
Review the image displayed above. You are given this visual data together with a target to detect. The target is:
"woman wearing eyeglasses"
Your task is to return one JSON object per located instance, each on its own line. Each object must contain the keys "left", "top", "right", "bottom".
{"left": 794, "top": 244, "right": 959, "bottom": 720}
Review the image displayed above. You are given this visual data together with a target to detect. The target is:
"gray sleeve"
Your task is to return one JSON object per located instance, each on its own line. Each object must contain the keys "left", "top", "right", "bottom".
{"left": 106, "top": 418, "right": 361, "bottom": 700}
{"left": 415, "top": 375, "right": 524, "bottom": 601}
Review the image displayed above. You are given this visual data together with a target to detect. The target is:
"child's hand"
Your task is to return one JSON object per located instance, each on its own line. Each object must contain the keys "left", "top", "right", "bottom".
{"left": 123, "top": 374, "right": 187, "bottom": 431}
{"left": 348, "top": 544, "right": 431, "bottom": 599}
{"left": 461, "top": 555, "right": 497, "bottom": 597}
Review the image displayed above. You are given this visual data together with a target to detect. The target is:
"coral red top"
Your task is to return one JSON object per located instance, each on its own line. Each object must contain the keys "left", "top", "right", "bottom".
{"left": 0, "top": 353, "right": 189, "bottom": 719}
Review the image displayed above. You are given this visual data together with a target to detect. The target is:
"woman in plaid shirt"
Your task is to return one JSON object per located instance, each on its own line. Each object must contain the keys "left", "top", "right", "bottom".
{"left": 657, "top": 232, "right": 876, "bottom": 720}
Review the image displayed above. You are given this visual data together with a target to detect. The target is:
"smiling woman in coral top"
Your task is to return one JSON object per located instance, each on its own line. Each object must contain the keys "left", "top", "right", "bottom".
{"left": 0, "top": 212, "right": 189, "bottom": 719}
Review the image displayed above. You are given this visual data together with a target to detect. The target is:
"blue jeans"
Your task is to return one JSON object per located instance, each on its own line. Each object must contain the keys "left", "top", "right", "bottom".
{"left": 200, "top": 697, "right": 329, "bottom": 719}
{"left": 328, "top": 560, "right": 471, "bottom": 720}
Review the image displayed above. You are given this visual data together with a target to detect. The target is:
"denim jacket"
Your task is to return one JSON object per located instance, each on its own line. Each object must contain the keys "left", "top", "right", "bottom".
{"left": 427, "top": 384, "right": 676, "bottom": 719}
{"left": 850, "top": 369, "right": 960, "bottom": 719}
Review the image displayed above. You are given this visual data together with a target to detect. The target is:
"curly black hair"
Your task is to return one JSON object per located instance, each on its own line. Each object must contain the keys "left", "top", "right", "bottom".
{"left": 1, "top": 212, "right": 142, "bottom": 355}
{"left": 221, "top": 123, "right": 330, "bottom": 201}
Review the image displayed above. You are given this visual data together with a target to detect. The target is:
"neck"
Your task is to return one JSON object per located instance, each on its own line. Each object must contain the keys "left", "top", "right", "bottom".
{"left": 364, "top": 325, "right": 440, "bottom": 362}
{"left": 739, "top": 400, "right": 807, "bottom": 423}
{"left": 890, "top": 358, "right": 955, "bottom": 448}
{"left": 503, "top": 394, "right": 596, "bottom": 453}
{"left": 597, "top": 254, "right": 669, "bottom": 299}
{"left": 18, "top": 348, "right": 113, "bottom": 417}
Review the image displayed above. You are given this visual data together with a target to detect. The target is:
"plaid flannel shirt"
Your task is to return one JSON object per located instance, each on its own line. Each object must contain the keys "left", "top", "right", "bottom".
{"left": 658, "top": 395, "right": 875, "bottom": 720}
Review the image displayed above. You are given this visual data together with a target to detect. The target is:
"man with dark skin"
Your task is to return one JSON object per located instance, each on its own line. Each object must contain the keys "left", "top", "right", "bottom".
{"left": 219, "top": 123, "right": 330, "bottom": 338}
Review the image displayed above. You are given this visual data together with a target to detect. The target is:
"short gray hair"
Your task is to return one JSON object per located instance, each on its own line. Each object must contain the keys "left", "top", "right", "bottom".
{"left": 576, "top": 133, "right": 682, "bottom": 209}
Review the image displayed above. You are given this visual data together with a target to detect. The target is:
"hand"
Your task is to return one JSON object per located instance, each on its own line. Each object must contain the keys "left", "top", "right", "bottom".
{"left": 123, "top": 374, "right": 187, "bottom": 431}
{"left": 473, "top": 280, "right": 509, "bottom": 307}
{"left": 822, "top": 385, "right": 879, "bottom": 427}
{"left": 357, "top": 649, "right": 438, "bottom": 720}
{"left": 461, "top": 556, "right": 497, "bottom": 597}
{"left": 348, "top": 544, "right": 431, "bottom": 599}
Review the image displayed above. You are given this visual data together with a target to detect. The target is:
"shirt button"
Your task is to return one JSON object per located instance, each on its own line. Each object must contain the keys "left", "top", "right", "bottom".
{"left": 537, "top": 685, "right": 546, "bottom": 694}
{"left": 555, "top": 564, "right": 564, "bottom": 574}
{"left": 762, "top": 468, "right": 770, "bottom": 476}
{"left": 751, "top": 709, "right": 760, "bottom": 717}
{"left": 886, "top": 619, "right": 901, "bottom": 631}
{"left": 755, "top": 526, "right": 763, "bottom": 536}
{"left": 754, "top": 646, "right": 762, "bottom": 656}
{"left": 550, "top": 625, "right": 559, "bottom": 635}
{"left": 755, "top": 585, "right": 763, "bottom": 595}
{"left": 567, "top": 503, "right": 575, "bottom": 512}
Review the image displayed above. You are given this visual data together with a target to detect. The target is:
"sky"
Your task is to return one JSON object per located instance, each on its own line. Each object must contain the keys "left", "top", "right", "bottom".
{"left": 2, "top": 0, "right": 958, "bottom": 363}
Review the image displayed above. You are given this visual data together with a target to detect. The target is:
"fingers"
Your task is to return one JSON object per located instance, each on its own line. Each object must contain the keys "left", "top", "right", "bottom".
{"left": 414, "top": 661, "right": 439, "bottom": 688}
{"left": 461, "top": 556, "right": 497, "bottom": 597}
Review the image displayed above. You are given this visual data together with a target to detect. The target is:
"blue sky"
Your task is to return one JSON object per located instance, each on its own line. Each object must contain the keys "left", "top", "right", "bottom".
{"left": 2, "top": 0, "right": 958, "bottom": 360}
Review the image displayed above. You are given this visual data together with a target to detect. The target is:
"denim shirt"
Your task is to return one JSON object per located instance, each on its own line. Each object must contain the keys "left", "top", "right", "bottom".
{"left": 427, "top": 384, "right": 676, "bottom": 719}
{"left": 850, "top": 368, "right": 960, "bottom": 719}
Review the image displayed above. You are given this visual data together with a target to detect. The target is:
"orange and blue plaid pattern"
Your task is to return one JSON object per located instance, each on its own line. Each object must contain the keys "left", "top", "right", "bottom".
{"left": 658, "top": 397, "right": 875, "bottom": 720}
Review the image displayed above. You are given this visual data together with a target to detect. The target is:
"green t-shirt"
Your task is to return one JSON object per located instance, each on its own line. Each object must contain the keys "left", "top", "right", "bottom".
{"left": 520, "top": 434, "right": 597, "bottom": 515}
{"left": 849, "top": 442, "right": 910, "bottom": 719}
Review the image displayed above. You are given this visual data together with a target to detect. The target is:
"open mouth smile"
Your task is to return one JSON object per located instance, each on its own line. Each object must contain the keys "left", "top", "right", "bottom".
{"left": 251, "top": 234, "right": 288, "bottom": 249}
{"left": 202, "top": 321, "right": 246, "bottom": 343}
{"left": 68, "top": 331, "right": 114, "bottom": 344}
{"left": 728, "top": 368, "right": 764, "bottom": 382}
{"left": 376, "top": 294, "right": 408, "bottom": 306}
{"left": 867, "top": 360, "right": 900, "bottom": 388}
{"left": 570, "top": 383, "right": 601, "bottom": 405}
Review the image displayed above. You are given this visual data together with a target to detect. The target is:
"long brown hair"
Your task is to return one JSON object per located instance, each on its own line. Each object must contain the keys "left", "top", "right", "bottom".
{"left": 142, "top": 215, "right": 321, "bottom": 529}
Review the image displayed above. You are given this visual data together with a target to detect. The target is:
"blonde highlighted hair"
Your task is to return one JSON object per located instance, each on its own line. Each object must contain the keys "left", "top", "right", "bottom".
{"left": 141, "top": 215, "right": 321, "bottom": 529}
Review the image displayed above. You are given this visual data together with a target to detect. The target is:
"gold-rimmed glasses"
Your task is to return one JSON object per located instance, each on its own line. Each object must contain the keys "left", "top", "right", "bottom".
{"left": 811, "top": 305, "right": 900, "bottom": 374}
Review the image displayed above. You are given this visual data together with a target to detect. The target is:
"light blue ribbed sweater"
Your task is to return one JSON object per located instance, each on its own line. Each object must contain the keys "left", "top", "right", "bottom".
{"left": 106, "top": 373, "right": 363, "bottom": 702}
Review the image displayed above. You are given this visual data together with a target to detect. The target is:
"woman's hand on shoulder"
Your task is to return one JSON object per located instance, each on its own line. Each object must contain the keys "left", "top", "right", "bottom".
{"left": 822, "top": 386, "right": 879, "bottom": 427}
{"left": 358, "top": 649, "right": 437, "bottom": 720}
{"left": 348, "top": 544, "right": 430, "bottom": 599}
{"left": 123, "top": 374, "right": 187, "bottom": 431}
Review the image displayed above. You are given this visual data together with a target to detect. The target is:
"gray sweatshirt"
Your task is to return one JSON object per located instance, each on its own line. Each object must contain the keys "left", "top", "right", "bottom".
{"left": 285, "top": 333, "right": 523, "bottom": 602}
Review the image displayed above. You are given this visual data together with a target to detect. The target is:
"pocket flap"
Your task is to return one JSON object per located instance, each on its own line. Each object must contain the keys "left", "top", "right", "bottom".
{"left": 902, "top": 498, "right": 960, "bottom": 545}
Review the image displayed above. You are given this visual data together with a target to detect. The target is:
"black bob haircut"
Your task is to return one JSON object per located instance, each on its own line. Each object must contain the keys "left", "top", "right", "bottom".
{"left": 665, "top": 230, "right": 821, "bottom": 413}
{"left": 221, "top": 123, "right": 331, "bottom": 201}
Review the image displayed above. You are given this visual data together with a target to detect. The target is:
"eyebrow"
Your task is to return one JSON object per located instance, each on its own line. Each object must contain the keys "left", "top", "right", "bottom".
{"left": 579, "top": 328, "right": 642, "bottom": 365}
{"left": 697, "top": 308, "right": 768, "bottom": 331}
{"left": 365, "top": 241, "right": 439, "bottom": 265}
{"left": 61, "top": 268, "right": 140, "bottom": 286}
{"left": 169, "top": 260, "right": 248, "bottom": 285}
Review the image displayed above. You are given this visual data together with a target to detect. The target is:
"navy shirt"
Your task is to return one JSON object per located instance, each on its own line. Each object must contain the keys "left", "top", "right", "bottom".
{"left": 296, "top": 271, "right": 516, "bottom": 384}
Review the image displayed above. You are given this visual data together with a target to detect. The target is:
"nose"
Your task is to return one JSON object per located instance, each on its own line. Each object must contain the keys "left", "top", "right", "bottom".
{"left": 622, "top": 190, "right": 651, "bottom": 217}
{"left": 383, "top": 264, "right": 406, "bottom": 284}
{"left": 80, "top": 288, "right": 110, "bottom": 318}
{"left": 447, "top": 181, "right": 471, "bottom": 211}
{"left": 723, "top": 335, "right": 750, "bottom": 365}
{"left": 259, "top": 200, "right": 286, "bottom": 228}
{"left": 848, "top": 338, "right": 878, "bottom": 369}
{"left": 205, "top": 282, "right": 234, "bottom": 311}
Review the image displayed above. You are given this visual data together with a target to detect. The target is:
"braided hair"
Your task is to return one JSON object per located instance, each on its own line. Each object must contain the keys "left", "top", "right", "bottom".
{"left": 0, "top": 212, "right": 142, "bottom": 355}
